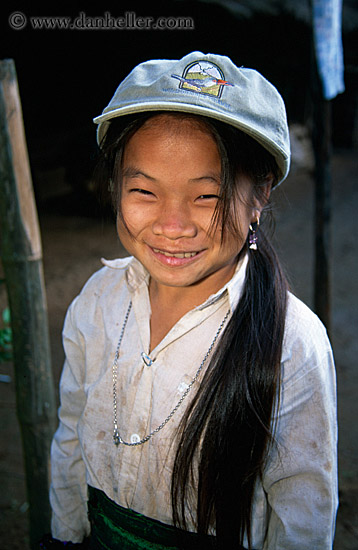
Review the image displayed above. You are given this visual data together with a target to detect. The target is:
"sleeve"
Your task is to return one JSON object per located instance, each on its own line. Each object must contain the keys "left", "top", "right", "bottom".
{"left": 49, "top": 298, "right": 91, "bottom": 543}
{"left": 262, "top": 310, "right": 338, "bottom": 550}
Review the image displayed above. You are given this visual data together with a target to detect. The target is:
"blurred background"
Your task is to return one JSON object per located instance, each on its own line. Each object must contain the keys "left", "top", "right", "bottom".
{"left": 0, "top": 1, "right": 357, "bottom": 548}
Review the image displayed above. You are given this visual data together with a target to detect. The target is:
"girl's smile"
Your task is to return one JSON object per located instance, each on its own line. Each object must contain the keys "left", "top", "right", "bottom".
{"left": 116, "top": 115, "right": 254, "bottom": 301}
{"left": 147, "top": 245, "right": 206, "bottom": 268}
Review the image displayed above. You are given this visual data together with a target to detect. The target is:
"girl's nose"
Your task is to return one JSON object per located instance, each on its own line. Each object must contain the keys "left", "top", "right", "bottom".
{"left": 152, "top": 202, "right": 197, "bottom": 240}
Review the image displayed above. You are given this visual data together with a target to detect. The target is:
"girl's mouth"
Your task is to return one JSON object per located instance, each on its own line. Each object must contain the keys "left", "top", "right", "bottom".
{"left": 148, "top": 246, "right": 205, "bottom": 267}
{"left": 152, "top": 248, "right": 198, "bottom": 259}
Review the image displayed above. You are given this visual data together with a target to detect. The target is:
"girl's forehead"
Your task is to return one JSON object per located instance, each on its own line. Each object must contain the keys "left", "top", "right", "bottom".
{"left": 122, "top": 114, "right": 221, "bottom": 160}
{"left": 132, "top": 113, "right": 217, "bottom": 139}
{"left": 122, "top": 117, "right": 222, "bottom": 176}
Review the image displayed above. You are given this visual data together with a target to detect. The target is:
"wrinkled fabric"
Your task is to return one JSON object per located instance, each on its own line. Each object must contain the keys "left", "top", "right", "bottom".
{"left": 312, "top": 0, "right": 345, "bottom": 99}
{"left": 50, "top": 255, "right": 338, "bottom": 549}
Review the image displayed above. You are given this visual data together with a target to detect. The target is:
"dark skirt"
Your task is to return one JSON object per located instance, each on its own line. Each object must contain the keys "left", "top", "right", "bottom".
{"left": 87, "top": 486, "right": 217, "bottom": 550}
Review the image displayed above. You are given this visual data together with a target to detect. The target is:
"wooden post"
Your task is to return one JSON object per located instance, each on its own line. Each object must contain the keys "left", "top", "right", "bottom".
{"left": 0, "top": 59, "right": 56, "bottom": 548}
{"left": 310, "top": 33, "right": 332, "bottom": 334}
{"left": 312, "top": 96, "right": 332, "bottom": 333}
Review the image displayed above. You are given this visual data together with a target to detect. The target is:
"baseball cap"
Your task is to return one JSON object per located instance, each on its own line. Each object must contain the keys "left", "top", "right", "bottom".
{"left": 93, "top": 51, "right": 290, "bottom": 186}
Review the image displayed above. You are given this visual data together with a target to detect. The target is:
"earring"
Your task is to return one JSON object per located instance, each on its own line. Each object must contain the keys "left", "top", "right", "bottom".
{"left": 249, "top": 218, "right": 260, "bottom": 250}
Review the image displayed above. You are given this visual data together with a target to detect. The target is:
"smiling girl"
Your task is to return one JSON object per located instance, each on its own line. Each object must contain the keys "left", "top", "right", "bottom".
{"left": 46, "top": 52, "right": 338, "bottom": 550}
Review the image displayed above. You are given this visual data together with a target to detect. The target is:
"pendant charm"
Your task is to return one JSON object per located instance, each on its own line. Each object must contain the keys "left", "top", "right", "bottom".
{"left": 141, "top": 352, "right": 153, "bottom": 366}
{"left": 249, "top": 239, "right": 257, "bottom": 250}
{"left": 113, "top": 428, "right": 121, "bottom": 446}
{"left": 249, "top": 220, "right": 259, "bottom": 250}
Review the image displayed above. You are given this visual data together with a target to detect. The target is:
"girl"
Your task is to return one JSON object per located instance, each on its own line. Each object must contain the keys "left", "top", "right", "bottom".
{"left": 46, "top": 52, "right": 337, "bottom": 549}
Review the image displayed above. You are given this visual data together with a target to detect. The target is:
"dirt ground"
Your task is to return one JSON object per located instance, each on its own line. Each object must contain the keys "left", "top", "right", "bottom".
{"left": 0, "top": 150, "right": 357, "bottom": 548}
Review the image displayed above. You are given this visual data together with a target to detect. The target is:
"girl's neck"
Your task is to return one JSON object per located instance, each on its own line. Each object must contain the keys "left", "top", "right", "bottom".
{"left": 148, "top": 283, "right": 202, "bottom": 352}
{"left": 149, "top": 280, "right": 205, "bottom": 311}
{"left": 148, "top": 264, "right": 236, "bottom": 351}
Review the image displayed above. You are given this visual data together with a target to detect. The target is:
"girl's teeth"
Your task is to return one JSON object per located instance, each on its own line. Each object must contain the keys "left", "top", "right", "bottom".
{"left": 153, "top": 248, "right": 196, "bottom": 258}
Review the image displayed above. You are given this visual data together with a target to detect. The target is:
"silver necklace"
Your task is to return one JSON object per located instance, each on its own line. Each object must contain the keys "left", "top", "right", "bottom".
{"left": 112, "top": 301, "right": 230, "bottom": 447}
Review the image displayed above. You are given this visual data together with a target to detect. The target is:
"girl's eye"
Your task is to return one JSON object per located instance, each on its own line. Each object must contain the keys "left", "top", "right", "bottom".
{"left": 130, "top": 188, "right": 155, "bottom": 196}
{"left": 197, "top": 194, "right": 220, "bottom": 201}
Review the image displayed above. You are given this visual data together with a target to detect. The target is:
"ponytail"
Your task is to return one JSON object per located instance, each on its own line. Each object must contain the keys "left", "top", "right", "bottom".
{"left": 171, "top": 234, "right": 288, "bottom": 549}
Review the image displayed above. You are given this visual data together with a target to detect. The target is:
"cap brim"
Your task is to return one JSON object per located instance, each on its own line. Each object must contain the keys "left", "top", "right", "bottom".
{"left": 94, "top": 102, "right": 290, "bottom": 187}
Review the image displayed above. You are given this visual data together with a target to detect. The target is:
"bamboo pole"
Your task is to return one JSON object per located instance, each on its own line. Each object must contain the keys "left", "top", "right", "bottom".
{"left": 0, "top": 59, "right": 56, "bottom": 548}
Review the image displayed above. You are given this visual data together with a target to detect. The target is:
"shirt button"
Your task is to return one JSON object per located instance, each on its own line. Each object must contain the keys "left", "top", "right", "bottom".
{"left": 130, "top": 433, "right": 141, "bottom": 444}
{"left": 178, "top": 382, "right": 189, "bottom": 393}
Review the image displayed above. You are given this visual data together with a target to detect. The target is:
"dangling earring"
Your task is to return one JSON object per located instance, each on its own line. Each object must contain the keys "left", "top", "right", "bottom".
{"left": 249, "top": 218, "right": 260, "bottom": 250}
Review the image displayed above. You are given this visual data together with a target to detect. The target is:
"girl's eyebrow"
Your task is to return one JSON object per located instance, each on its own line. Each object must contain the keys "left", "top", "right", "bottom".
{"left": 123, "top": 167, "right": 221, "bottom": 184}
{"left": 189, "top": 173, "right": 221, "bottom": 184}
{"left": 122, "top": 166, "right": 156, "bottom": 181}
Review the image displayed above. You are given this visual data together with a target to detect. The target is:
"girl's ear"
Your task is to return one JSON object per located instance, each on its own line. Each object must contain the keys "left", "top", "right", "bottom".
{"left": 250, "top": 175, "right": 273, "bottom": 223}
{"left": 251, "top": 208, "right": 261, "bottom": 225}
{"left": 262, "top": 178, "right": 273, "bottom": 201}
{"left": 261, "top": 172, "right": 274, "bottom": 202}
{"left": 252, "top": 178, "right": 272, "bottom": 215}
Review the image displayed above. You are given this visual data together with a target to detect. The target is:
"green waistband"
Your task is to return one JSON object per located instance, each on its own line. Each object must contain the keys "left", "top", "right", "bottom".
{"left": 87, "top": 486, "right": 217, "bottom": 550}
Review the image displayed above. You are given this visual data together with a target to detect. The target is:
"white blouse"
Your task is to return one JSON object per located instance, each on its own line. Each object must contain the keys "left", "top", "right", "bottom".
{"left": 50, "top": 254, "right": 338, "bottom": 549}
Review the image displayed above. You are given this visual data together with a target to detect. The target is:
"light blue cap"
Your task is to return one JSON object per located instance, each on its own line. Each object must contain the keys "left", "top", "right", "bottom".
{"left": 94, "top": 51, "right": 291, "bottom": 185}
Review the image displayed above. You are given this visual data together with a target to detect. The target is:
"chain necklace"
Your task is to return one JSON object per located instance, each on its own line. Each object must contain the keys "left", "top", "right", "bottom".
{"left": 112, "top": 300, "right": 230, "bottom": 447}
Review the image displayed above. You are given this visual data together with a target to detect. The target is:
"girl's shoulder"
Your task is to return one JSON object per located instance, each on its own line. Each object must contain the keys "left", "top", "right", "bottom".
{"left": 80, "top": 256, "right": 132, "bottom": 294}
{"left": 278, "top": 293, "right": 336, "bottom": 427}
{"left": 283, "top": 291, "right": 332, "bottom": 362}
{"left": 66, "top": 256, "right": 133, "bottom": 319}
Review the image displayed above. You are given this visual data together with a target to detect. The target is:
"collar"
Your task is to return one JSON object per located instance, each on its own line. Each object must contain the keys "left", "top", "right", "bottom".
{"left": 101, "top": 253, "right": 248, "bottom": 313}
{"left": 196, "top": 253, "right": 248, "bottom": 312}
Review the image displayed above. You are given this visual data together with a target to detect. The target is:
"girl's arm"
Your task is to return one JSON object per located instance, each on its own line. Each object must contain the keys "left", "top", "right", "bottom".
{"left": 263, "top": 303, "right": 338, "bottom": 549}
{"left": 49, "top": 299, "right": 90, "bottom": 544}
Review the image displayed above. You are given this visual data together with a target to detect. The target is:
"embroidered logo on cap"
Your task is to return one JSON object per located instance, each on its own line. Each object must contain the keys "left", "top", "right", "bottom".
{"left": 171, "top": 60, "right": 234, "bottom": 98}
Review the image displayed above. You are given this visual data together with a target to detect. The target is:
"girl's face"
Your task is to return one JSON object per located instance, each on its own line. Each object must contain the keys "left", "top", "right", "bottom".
{"left": 117, "top": 115, "right": 256, "bottom": 297}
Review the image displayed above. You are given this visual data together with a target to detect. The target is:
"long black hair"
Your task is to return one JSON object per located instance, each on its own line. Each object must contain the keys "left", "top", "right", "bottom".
{"left": 94, "top": 112, "right": 288, "bottom": 549}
